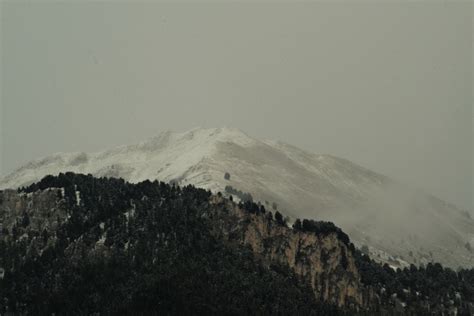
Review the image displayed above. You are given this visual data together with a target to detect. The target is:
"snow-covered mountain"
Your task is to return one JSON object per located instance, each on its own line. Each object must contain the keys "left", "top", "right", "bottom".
{"left": 1, "top": 127, "right": 473, "bottom": 268}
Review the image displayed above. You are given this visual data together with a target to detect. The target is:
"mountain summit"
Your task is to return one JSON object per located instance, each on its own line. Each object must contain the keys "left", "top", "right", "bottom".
{"left": 1, "top": 127, "right": 473, "bottom": 268}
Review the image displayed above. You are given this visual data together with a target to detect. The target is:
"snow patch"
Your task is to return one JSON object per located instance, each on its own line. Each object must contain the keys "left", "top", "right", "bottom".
{"left": 75, "top": 191, "right": 81, "bottom": 206}
{"left": 96, "top": 232, "right": 107, "bottom": 245}
{"left": 125, "top": 209, "right": 135, "bottom": 223}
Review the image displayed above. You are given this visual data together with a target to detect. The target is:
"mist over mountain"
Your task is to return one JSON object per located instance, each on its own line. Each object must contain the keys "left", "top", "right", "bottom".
{"left": 1, "top": 127, "right": 472, "bottom": 269}
{"left": 2, "top": 2, "right": 471, "bottom": 314}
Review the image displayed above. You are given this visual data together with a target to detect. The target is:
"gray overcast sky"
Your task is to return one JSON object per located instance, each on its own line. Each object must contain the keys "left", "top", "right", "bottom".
{"left": 1, "top": 1, "right": 472, "bottom": 212}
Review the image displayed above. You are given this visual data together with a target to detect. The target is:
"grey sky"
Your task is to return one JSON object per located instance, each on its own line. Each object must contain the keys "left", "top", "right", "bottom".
{"left": 1, "top": 2, "right": 472, "bottom": 211}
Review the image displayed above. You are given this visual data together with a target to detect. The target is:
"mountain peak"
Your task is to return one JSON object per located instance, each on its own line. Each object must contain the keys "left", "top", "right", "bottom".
{"left": 180, "top": 127, "right": 255, "bottom": 142}
{"left": 160, "top": 127, "right": 257, "bottom": 148}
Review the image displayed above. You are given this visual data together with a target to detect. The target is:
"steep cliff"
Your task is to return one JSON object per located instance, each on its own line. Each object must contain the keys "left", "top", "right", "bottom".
{"left": 208, "top": 196, "right": 371, "bottom": 309}
{"left": 0, "top": 188, "right": 66, "bottom": 235}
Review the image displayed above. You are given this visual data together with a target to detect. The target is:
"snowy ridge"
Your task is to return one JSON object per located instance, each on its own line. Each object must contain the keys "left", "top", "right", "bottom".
{"left": 1, "top": 127, "right": 473, "bottom": 268}
{"left": 0, "top": 128, "right": 255, "bottom": 189}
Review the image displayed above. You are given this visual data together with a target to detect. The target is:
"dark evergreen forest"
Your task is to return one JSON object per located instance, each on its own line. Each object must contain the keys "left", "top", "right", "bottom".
{"left": 0, "top": 173, "right": 472, "bottom": 315}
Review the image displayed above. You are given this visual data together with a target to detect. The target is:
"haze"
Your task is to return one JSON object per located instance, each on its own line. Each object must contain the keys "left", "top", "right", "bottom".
{"left": 0, "top": 2, "right": 472, "bottom": 212}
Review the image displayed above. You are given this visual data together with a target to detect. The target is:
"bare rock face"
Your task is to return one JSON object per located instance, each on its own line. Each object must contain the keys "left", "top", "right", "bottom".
{"left": 209, "top": 196, "right": 376, "bottom": 310}
{"left": 0, "top": 188, "right": 67, "bottom": 238}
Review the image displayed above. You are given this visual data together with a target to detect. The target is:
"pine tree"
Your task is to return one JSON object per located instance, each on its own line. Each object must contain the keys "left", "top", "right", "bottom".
{"left": 275, "top": 211, "right": 284, "bottom": 226}
{"left": 293, "top": 219, "right": 302, "bottom": 231}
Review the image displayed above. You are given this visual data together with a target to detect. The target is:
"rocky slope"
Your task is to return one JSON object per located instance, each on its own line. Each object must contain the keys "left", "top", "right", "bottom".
{"left": 208, "top": 195, "right": 367, "bottom": 308}
{"left": 1, "top": 127, "right": 472, "bottom": 269}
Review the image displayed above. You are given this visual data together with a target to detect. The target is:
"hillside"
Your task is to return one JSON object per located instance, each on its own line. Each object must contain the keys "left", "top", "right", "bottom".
{"left": 0, "top": 173, "right": 473, "bottom": 314}
{"left": 1, "top": 127, "right": 472, "bottom": 268}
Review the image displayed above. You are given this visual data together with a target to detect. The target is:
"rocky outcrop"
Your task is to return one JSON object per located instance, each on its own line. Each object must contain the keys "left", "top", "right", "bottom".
{"left": 0, "top": 188, "right": 67, "bottom": 237}
{"left": 209, "top": 196, "right": 377, "bottom": 310}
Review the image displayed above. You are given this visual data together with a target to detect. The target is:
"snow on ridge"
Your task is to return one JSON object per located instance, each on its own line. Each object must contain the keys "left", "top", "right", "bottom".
{"left": 0, "top": 127, "right": 257, "bottom": 190}
{"left": 0, "top": 127, "right": 389, "bottom": 193}
{"left": 0, "top": 126, "right": 422, "bottom": 199}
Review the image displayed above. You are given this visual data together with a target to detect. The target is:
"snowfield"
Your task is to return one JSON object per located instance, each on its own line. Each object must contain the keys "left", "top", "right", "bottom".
{"left": 1, "top": 127, "right": 473, "bottom": 268}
